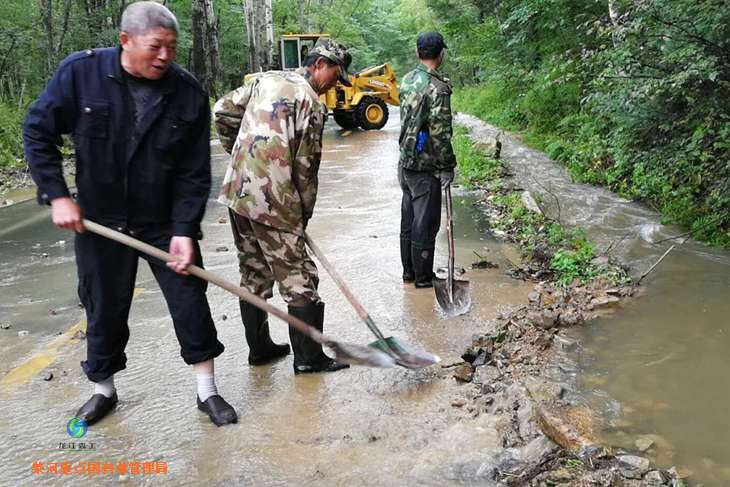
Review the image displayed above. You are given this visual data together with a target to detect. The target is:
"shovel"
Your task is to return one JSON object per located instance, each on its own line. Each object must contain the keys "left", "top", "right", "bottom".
{"left": 304, "top": 233, "right": 440, "bottom": 369}
{"left": 433, "top": 185, "right": 471, "bottom": 316}
{"left": 82, "top": 219, "right": 395, "bottom": 369}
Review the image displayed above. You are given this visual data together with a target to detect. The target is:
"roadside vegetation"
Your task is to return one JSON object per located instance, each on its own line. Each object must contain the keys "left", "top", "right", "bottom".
{"left": 0, "top": 101, "right": 24, "bottom": 169}
{"left": 2, "top": 0, "right": 728, "bottom": 250}
{"left": 440, "top": 0, "right": 730, "bottom": 248}
{"left": 453, "top": 126, "right": 631, "bottom": 287}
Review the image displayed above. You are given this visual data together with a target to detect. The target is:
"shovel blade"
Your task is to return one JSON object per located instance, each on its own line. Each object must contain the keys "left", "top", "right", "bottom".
{"left": 433, "top": 277, "right": 471, "bottom": 317}
{"left": 368, "top": 336, "right": 441, "bottom": 369}
{"left": 326, "top": 340, "right": 396, "bottom": 368}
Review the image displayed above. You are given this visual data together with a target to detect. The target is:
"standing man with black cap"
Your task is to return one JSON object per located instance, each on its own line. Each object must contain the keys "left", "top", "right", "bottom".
{"left": 398, "top": 32, "right": 457, "bottom": 288}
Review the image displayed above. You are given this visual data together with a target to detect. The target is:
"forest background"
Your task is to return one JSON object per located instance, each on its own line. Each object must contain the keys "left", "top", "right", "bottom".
{"left": 0, "top": 0, "right": 727, "bottom": 247}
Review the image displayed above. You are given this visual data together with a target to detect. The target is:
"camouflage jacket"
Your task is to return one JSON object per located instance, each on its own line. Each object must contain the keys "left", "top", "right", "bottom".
{"left": 214, "top": 68, "right": 327, "bottom": 235}
{"left": 398, "top": 64, "right": 456, "bottom": 173}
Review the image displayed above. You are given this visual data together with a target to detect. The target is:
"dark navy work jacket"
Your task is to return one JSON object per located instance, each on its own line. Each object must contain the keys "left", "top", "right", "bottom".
{"left": 23, "top": 47, "right": 211, "bottom": 238}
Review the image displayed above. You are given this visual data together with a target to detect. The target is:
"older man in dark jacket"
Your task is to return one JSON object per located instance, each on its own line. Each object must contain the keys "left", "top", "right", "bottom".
{"left": 23, "top": 1, "right": 236, "bottom": 427}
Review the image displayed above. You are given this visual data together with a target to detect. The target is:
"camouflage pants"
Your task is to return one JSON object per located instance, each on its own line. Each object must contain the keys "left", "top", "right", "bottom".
{"left": 229, "top": 209, "right": 320, "bottom": 306}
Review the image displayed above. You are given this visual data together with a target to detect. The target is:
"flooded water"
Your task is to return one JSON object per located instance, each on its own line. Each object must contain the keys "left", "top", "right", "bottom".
{"left": 458, "top": 114, "right": 730, "bottom": 484}
{"left": 0, "top": 200, "right": 79, "bottom": 374}
{"left": 0, "top": 113, "right": 531, "bottom": 485}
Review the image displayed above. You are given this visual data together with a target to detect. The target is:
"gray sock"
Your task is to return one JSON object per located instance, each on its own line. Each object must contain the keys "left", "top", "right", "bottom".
{"left": 197, "top": 373, "right": 218, "bottom": 402}
{"left": 93, "top": 376, "right": 115, "bottom": 398}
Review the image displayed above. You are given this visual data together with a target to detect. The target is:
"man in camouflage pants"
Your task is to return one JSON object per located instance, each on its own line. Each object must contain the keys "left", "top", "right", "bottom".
{"left": 398, "top": 32, "right": 457, "bottom": 288}
{"left": 214, "top": 39, "right": 352, "bottom": 374}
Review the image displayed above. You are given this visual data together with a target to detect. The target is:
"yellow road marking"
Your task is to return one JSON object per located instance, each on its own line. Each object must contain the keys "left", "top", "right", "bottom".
{"left": 0, "top": 287, "right": 144, "bottom": 391}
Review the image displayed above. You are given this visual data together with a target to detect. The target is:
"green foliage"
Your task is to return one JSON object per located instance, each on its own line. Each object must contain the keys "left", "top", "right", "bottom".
{"left": 490, "top": 189, "right": 628, "bottom": 285}
{"left": 2, "top": 0, "right": 727, "bottom": 249}
{"left": 452, "top": 126, "right": 502, "bottom": 186}
{"left": 273, "top": 0, "right": 428, "bottom": 77}
{"left": 439, "top": 0, "right": 730, "bottom": 248}
{"left": 1, "top": 0, "right": 424, "bottom": 173}
{"left": 453, "top": 85, "right": 524, "bottom": 130}
{"left": 564, "top": 458, "right": 584, "bottom": 471}
{"left": 0, "top": 101, "right": 25, "bottom": 169}
{"left": 551, "top": 246, "right": 596, "bottom": 286}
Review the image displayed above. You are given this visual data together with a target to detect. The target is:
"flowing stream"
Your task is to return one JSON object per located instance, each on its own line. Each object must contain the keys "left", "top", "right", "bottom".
{"left": 459, "top": 113, "right": 730, "bottom": 485}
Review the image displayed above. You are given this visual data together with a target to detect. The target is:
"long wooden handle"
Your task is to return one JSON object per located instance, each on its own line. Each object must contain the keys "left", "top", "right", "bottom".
{"left": 82, "top": 219, "right": 327, "bottom": 344}
{"left": 445, "top": 185, "right": 455, "bottom": 303}
{"left": 304, "top": 233, "right": 388, "bottom": 343}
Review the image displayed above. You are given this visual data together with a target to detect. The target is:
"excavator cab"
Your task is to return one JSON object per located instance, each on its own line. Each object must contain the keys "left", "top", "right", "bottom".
{"left": 279, "top": 33, "right": 400, "bottom": 130}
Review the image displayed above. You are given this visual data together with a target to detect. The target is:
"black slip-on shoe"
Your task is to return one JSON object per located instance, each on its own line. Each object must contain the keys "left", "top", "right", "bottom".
{"left": 197, "top": 395, "right": 237, "bottom": 426}
{"left": 414, "top": 280, "right": 434, "bottom": 289}
{"left": 249, "top": 343, "right": 291, "bottom": 365}
{"left": 293, "top": 359, "right": 350, "bottom": 375}
{"left": 75, "top": 392, "right": 118, "bottom": 426}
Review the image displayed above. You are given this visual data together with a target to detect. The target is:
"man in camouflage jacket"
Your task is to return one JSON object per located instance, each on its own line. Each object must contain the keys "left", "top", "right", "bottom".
{"left": 214, "top": 38, "right": 352, "bottom": 374}
{"left": 398, "top": 31, "right": 457, "bottom": 288}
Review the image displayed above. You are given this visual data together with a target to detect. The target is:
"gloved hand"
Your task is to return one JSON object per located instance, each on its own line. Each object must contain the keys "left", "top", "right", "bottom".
{"left": 438, "top": 169, "right": 454, "bottom": 189}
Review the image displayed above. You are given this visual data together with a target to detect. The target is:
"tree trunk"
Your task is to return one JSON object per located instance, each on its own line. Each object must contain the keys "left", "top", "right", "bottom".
{"left": 191, "top": 0, "right": 208, "bottom": 86}
{"left": 202, "top": 0, "right": 221, "bottom": 99}
{"left": 38, "top": 0, "right": 56, "bottom": 77}
{"left": 607, "top": 0, "right": 628, "bottom": 49}
{"left": 298, "top": 0, "right": 307, "bottom": 31}
{"left": 243, "top": 0, "right": 275, "bottom": 73}
{"left": 608, "top": 0, "right": 622, "bottom": 28}
{"left": 264, "top": 0, "right": 274, "bottom": 69}
{"left": 56, "top": 0, "right": 73, "bottom": 57}
{"left": 82, "top": 0, "right": 101, "bottom": 45}
{"left": 243, "top": 0, "right": 257, "bottom": 71}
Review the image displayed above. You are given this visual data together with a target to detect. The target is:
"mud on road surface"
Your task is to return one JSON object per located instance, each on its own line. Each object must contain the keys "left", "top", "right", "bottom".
{"left": 0, "top": 114, "right": 536, "bottom": 486}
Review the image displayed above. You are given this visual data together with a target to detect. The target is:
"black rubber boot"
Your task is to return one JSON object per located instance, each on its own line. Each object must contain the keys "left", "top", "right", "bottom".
{"left": 400, "top": 238, "right": 415, "bottom": 283}
{"left": 240, "top": 301, "right": 290, "bottom": 365}
{"left": 412, "top": 246, "right": 435, "bottom": 288}
{"left": 288, "top": 302, "right": 349, "bottom": 374}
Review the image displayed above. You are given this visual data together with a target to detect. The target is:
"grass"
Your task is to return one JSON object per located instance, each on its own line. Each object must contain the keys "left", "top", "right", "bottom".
{"left": 452, "top": 126, "right": 503, "bottom": 188}
{"left": 453, "top": 84, "right": 730, "bottom": 249}
{"left": 453, "top": 123, "right": 631, "bottom": 286}
{"left": 0, "top": 100, "right": 25, "bottom": 169}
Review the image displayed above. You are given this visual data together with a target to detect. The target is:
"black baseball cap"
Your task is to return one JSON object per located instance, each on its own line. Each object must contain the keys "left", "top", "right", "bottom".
{"left": 417, "top": 32, "right": 448, "bottom": 51}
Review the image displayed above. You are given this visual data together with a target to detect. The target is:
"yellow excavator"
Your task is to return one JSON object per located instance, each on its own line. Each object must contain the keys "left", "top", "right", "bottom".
{"left": 279, "top": 34, "right": 400, "bottom": 130}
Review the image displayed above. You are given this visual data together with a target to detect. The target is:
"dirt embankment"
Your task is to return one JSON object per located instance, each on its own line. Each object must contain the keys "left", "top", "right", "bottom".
{"left": 445, "top": 122, "right": 689, "bottom": 486}
{"left": 0, "top": 165, "right": 33, "bottom": 204}
{"left": 1, "top": 160, "right": 75, "bottom": 206}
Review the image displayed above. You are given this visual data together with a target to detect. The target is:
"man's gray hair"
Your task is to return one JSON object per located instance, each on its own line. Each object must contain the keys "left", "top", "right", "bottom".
{"left": 120, "top": 1, "right": 179, "bottom": 36}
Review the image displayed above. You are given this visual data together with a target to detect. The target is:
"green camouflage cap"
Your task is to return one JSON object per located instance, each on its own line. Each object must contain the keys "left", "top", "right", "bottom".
{"left": 310, "top": 38, "right": 352, "bottom": 87}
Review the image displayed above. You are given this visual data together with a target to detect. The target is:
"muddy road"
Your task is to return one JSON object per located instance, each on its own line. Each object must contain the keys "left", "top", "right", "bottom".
{"left": 0, "top": 113, "right": 531, "bottom": 486}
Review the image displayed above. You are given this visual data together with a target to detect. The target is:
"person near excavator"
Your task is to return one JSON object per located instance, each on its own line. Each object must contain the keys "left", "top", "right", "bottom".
{"left": 213, "top": 38, "right": 353, "bottom": 374}
{"left": 398, "top": 32, "right": 457, "bottom": 288}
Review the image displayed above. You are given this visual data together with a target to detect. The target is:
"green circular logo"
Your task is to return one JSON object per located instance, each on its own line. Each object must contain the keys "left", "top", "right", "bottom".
{"left": 66, "top": 417, "right": 88, "bottom": 438}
